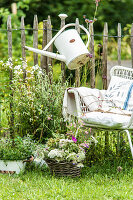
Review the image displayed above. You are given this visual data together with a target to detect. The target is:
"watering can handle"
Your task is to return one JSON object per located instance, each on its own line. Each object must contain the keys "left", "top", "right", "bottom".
{"left": 43, "top": 23, "right": 90, "bottom": 51}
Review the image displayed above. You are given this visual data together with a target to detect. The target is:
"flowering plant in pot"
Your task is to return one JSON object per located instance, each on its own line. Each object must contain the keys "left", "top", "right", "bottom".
{"left": 43, "top": 136, "right": 86, "bottom": 177}
{"left": 42, "top": 119, "right": 97, "bottom": 177}
{"left": 0, "top": 136, "right": 36, "bottom": 174}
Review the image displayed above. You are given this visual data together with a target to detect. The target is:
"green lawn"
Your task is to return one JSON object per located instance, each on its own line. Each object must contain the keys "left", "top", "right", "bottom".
{"left": 0, "top": 161, "right": 133, "bottom": 200}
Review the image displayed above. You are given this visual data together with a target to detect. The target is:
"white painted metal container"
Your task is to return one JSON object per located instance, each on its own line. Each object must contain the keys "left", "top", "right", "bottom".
{"left": 25, "top": 23, "right": 91, "bottom": 70}
{"left": 54, "top": 29, "right": 90, "bottom": 70}
{"left": 0, "top": 160, "right": 26, "bottom": 174}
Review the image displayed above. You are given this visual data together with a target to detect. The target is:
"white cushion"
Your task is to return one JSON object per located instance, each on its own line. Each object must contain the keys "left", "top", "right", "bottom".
{"left": 103, "top": 76, "right": 133, "bottom": 112}
{"left": 81, "top": 111, "right": 132, "bottom": 129}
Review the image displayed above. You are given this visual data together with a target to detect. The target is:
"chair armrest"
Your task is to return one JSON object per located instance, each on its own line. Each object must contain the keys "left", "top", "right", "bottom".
{"left": 68, "top": 89, "right": 82, "bottom": 117}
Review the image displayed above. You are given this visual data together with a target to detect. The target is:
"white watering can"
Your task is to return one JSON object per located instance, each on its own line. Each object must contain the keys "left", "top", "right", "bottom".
{"left": 25, "top": 22, "right": 91, "bottom": 70}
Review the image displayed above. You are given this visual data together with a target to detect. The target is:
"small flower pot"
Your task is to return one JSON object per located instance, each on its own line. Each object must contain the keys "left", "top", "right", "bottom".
{"left": 0, "top": 160, "right": 26, "bottom": 174}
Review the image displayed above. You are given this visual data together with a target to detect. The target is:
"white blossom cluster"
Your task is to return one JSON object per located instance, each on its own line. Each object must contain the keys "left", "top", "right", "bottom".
{"left": 59, "top": 138, "right": 73, "bottom": 148}
{"left": 43, "top": 138, "right": 85, "bottom": 168}
{"left": 48, "top": 149, "right": 63, "bottom": 159}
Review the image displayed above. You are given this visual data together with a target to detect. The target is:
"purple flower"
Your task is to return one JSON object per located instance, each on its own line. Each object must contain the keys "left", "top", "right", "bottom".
{"left": 85, "top": 143, "right": 89, "bottom": 148}
{"left": 72, "top": 136, "right": 77, "bottom": 143}
{"left": 87, "top": 53, "right": 93, "bottom": 58}
{"left": 89, "top": 20, "right": 93, "bottom": 23}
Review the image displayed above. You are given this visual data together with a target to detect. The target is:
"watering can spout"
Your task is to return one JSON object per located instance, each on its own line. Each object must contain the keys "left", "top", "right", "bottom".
{"left": 25, "top": 46, "right": 66, "bottom": 62}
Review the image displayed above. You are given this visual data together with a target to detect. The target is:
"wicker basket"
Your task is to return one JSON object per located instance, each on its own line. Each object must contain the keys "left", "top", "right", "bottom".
{"left": 45, "top": 158, "right": 81, "bottom": 177}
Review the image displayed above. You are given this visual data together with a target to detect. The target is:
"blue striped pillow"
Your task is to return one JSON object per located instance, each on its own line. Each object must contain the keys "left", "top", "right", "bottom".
{"left": 103, "top": 76, "right": 133, "bottom": 112}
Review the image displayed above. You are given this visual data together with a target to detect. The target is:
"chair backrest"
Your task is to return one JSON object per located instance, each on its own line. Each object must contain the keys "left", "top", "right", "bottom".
{"left": 110, "top": 65, "right": 133, "bottom": 80}
{"left": 80, "top": 66, "right": 133, "bottom": 115}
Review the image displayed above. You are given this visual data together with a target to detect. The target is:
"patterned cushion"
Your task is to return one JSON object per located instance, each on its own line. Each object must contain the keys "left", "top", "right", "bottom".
{"left": 103, "top": 76, "right": 133, "bottom": 112}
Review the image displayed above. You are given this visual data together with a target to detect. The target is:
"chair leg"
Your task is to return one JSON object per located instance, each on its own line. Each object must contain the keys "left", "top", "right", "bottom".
{"left": 122, "top": 130, "right": 133, "bottom": 159}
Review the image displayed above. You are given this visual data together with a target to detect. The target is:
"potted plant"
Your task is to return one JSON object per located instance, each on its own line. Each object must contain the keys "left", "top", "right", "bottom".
{"left": 36, "top": 120, "right": 97, "bottom": 177}
{"left": 43, "top": 137, "right": 86, "bottom": 177}
{"left": 0, "top": 136, "right": 36, "bottom": 174}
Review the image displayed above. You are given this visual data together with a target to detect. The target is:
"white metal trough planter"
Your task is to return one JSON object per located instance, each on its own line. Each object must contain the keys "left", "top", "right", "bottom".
{"left": 0, "top": 160, "right": 26, "bottom": 174}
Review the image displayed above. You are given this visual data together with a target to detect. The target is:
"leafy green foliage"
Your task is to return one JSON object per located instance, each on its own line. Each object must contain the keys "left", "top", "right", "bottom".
{"left": 0, "top": 136, "right": 36, "bottom": 160}
{"left": 0, "top": 60, "right": 68, "bottom": 141}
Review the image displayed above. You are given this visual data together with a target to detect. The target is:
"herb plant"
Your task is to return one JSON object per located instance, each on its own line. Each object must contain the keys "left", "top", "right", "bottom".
{"left": 0, "top": 136, "right": 36, "bottom": 160}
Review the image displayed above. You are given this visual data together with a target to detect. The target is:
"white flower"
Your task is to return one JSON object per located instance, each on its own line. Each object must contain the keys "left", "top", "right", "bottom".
{"left": 77, "top": 163, "right": 84, "bottom": 168}
{"left": 66, "top": 152, "right": 77, "bottom": 162}
{"left": 77, "top": 152, "right": 85, "bottom": 162}
{"left": 32, "top": 65, "right": 39, "bottom": 71}
{"left": 48, "top": 149, "right": 63, "bottom": 159}
{"left": 38, "top": 70, "right": 43, "bottom": 75}
{"left": 59, "top": 139, "right": 73, "bottom": 147}
{"left": 14, "top": 65, "right": 21, "bottom": 70}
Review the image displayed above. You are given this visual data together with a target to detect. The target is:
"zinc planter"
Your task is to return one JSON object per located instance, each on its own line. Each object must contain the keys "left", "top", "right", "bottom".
{"left": 0, "top": 160, "right": 26, "bottom": 174}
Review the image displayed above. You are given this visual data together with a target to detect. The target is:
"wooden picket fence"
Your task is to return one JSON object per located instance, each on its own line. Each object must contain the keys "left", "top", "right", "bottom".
{"left": 6, "top": 14, "right": 133, "bottom": 89}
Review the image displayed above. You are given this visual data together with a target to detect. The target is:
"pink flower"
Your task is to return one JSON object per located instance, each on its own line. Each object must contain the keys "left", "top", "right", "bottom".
{"left": 72, "top": 136, "right": 77, "bottom": 143}
{"left": 96, "top": 0, "right": 101, "bottom": 6}
{"left": 47, "top": 115, "right": 53, "bottom": 120}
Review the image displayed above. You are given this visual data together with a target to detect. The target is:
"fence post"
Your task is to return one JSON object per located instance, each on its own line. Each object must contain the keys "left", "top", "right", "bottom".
{"left": 59, "top": 14, "right": 67, "bottom": 83}
{"left": 33, "top": 15, "right": 38, "bottom": 66}
{"left": 47, "top": 15, "right": 53, "bottom": 74}
{"left": 75, "top": 18, "right": 80, "bottom": 87}
{"left": 131, "top": 23, "right": 133, "bottom": 68}
{"left": 118, "top": 23, "right": 121, "bottom": 66}
{"left": 21, "top": 16, "right": 26, "bottom": 80}
{"left": 89, "top": 23, "right": 95, "bottom": 88}
{"left": 102, "top": 22, "right": 108, "bottom": 90}
{"left": 7, "top": 15, "right": 14, "bottom": 138}
{"left": 40, "top": 20, "right": 47, "bottom": 72}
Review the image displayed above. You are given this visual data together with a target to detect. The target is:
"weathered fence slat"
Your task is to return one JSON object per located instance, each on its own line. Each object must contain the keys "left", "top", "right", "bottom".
{"left": 102, "top": 22, "right": 108, "bottom": 90}
{"left": 21, "top": 16, "right": 26, "bottom": 80}
{"left": 59, "top": 14, "right": 67, "bottom": 83}
{"left": 40, "top": 20, "right": 47, "bottom": 71}
{"left": 118, "top": 23, "right": 121, "bottom": 66}
{"left": 47, "top": 15, "right": 53, "bottom": 73}
{"left": 33, "top": 15, "right": 38, "bottom": 66}
{"left": 75, "top": 18, "right": 80, "bottom": 87}
{"left": 7, "top": 16, "right": 14, "bottom": 138}
{"left": 131, "top": 23, "right": 133, "bottom": 68}
{"left": 89, "top": 23, "right": 95, "bottom": 88}
{"left": 7, "top": 16, "right": 12, "bottom": 58}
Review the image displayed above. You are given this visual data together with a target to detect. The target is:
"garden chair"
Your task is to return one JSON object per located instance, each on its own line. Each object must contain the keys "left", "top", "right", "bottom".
{"left": 63, "top": 65, "right": 133, "bottom": 158}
